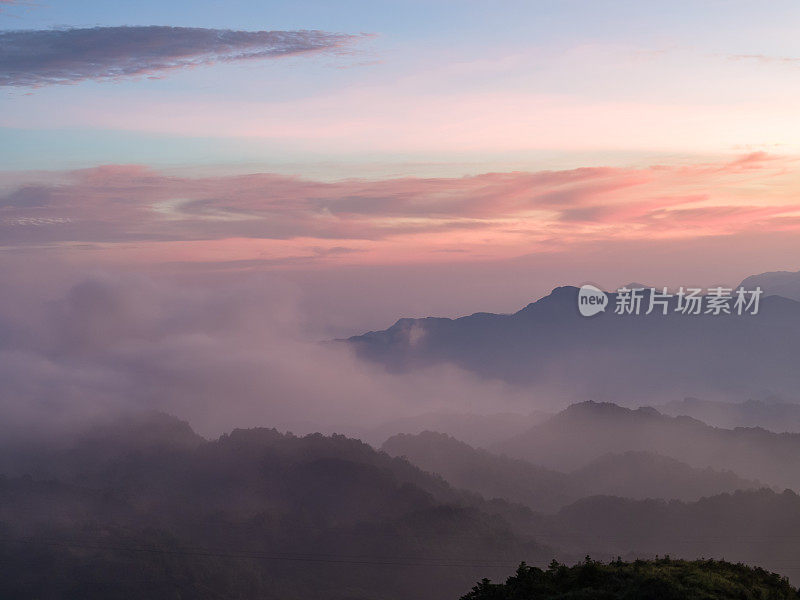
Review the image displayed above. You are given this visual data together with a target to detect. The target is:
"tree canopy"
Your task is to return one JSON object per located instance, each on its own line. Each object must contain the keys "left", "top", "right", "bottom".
{"left": 461, "top": 557, "right": 799, "bottom": 600}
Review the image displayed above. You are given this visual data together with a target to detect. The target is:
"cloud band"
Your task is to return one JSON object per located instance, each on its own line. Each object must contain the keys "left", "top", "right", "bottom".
{"left": 0, "top": 26, "right": 359, "bottom": 86}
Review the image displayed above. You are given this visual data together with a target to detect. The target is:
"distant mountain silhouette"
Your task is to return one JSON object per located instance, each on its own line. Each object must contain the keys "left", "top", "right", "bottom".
{"left": 657, "top": 397, "right": 800, "bottom": 432}
{"left": 572, "top": 450, "right": 763, "bottom": 500}
{"left": 345, "top": 285, "right": 800, "bottom": 403}
{"left": 495, "top": 401, "right": 800, "bottom": 490}
{"left": 366, "top": 411, "right": 550, "bottom": 448}
{"left": 0, "top": 412, "right": 553, "bottom": 600}
{"left": 0, "top": 410, "right": 205, "bottom": 480}
{"left": 383, "top": 431, "right": 580, "bottom": 513}
{"left": 740, "top": 269, "right": 800, "bottom": 301}
{"left": 383, "top": 431, "right": 761, "bottom": 512}
{"left": 4, "top": 411, "right": 800, "bottom": 595}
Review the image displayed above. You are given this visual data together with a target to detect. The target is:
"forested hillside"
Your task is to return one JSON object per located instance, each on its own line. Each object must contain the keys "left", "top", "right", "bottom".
{"left": 0, "top": 412, "right": 552, "bottom": 600}
{"left": 460, "top": 558, "right": 799, "bottom": 600}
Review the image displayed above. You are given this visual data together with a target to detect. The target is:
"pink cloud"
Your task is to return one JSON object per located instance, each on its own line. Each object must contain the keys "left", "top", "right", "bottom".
{"left": 1, "top": 153, "right": 799, "bottom": 269}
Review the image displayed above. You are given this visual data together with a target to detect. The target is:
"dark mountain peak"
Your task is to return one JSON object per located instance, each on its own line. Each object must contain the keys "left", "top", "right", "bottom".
{"left": 367, "top": 410, "right": 551, "bottom": 448}
{"left": 388, "top": 316, "right": 442, "bottom": 330}
{"left": 531, "top": 402, "right": 719, "bottom": 438}
{"left": 556, "top": 401, "right": 665, "bottom": 422}
{"left": 382, "top": 427, "right": 765, "bottom": 510}
{"left": 495, "top": 396, "right": 800, "bottom": 489}
{"left": 215, "top": 428, "right": 387, "bottom": 467}
{"left": 345, "top": 274, "right": 800, "bottom": 404}
{"left": 383, "top": 431, "right": 486, "bottom": 463}
{"left": 219, "top": 426, "right": 289, "bottom": 447}
{"left": 547, "top": 284, "right": 581, "bottom": 297}
{"left": 564, "top": 400, "right": 624, "bottom": 412}
{"left": 386, "top": 429, "right": 461, "bottom": 446}
{"left": 672, "top": 413, "right": 709, "bottom": 427}
{"left": 658, "top": 396, "right": 800, "bottom": 432}
{"left": 383, "top": 429, "right": 580, "bottom": 513}
{"left": 517, "top": 285, "right": 578, "bottom": 313}
{"left": 79, "top": 410, "right": 204, "bottom": 451}
{"left": 5, "top": 411, "right": 207, "bottom": 482}
{"left": 738, "top": 268, "right": 800, "bottom": 302}
{"left": 572, "top": 449, "right": 761, "bottom": 488}
{"left": 560, "top": 400, "right": 624, "bottom": 415}
{"left": 739, "top": 268, "right": 800, "bottom": 287}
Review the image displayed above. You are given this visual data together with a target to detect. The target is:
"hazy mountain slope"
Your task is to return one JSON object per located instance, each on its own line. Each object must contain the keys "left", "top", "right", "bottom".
{"left": 366, "top": 410, "right": 550, "bottom": 448}
{"left": 0, "top": 413, "right": 554, "bottom": 600}
{"left": 495, "top": 401, "right": 800, "bottom": 490}
{"left": 383, "top": 431, "right": 581, "bottom": 513}
{"left": 0, "top": 410, "right": 205, "bottom": 479}
{"left": 4, "top": 412, "right": 800, "bottom": 595}
{"left": 345, "top": 286, "right": 800, "bottom": 404}
{"left": 658, "top": 397, "right": 800, "bottom": 433}
{"left": 383, "top": 432, "right": 761, "bottom": 512}
{"left": 543, "top": 489, "right": 800, "bottom": 584}
{"left": 572, "top": 450, "right": 763, "bottom": 500}
{"left": 740, "top": 269, "right": 800, "bottom": 302}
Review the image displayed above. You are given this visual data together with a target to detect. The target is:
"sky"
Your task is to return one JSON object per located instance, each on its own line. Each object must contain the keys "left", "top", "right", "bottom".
{"left": 2, "top": 0, "right": 800, "bottom": 337}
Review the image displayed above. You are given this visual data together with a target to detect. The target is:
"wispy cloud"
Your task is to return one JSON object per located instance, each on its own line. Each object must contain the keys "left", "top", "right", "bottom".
{"left": 0, "top": 26, "right": 361, "bottom": 87}
{"left": 727, "top": 53, "right": 800, "bottom": 67}
{"left": 1, "top": 153, "right": 798, "bottom": 269}
{"left": 0, "top": 0, "right": 30, "bottom": 13}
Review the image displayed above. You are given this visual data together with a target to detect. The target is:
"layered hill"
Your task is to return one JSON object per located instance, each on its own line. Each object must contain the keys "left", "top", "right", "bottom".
{"left": 541, "top": 488, "right": 800, "bottom": 582}
{"left": 383, "top": 431, "right": 761, "bottom": 512}
{"left": 571, "top": 450, "right": 762, "bottom": 500}
{"left": 0, "top": 412, "right": 552, "bottom": 600}
{"left": 657, "top": 397, "right": 800, "bottom": 433}
{"left": 366, "top": 410, "right": 550, "bottom": 448}
{"left": 383, "top": 431, "right": 580, "bottom": 513}
{"left": 4, "top": 410, "right": 800, "bottom": 595}
{"left": 495, "top": 401, "right": 800, "bottom": 490}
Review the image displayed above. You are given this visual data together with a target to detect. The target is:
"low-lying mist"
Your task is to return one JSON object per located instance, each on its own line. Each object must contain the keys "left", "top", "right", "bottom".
{"left": 0, "top": 264, "right": 545, "bottom": 441}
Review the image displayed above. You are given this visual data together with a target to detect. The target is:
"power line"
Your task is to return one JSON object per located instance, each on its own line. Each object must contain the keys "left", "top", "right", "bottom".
{"left": 0, "top": 536, "right": 541, "bottom": 569}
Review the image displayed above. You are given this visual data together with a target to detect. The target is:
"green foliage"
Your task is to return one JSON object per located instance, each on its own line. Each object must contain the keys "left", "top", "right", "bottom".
{"left": 460, "top": 557, "right": 800, "bottom": 600}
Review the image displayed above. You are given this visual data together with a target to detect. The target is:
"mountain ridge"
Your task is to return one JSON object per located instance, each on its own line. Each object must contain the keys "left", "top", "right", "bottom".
{"left": 494, "top": 401, "right": 800, "bottom": 490}
{"left": 345, "top": 284, "right": 800, "bottom": 404}
{"left": 383, "top": 428, "right": 764, "bottom": 512}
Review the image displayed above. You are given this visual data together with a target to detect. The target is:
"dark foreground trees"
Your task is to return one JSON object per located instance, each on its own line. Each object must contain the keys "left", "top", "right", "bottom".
{"left": 461, "top": 557, "right": 800, "bottom": 600}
